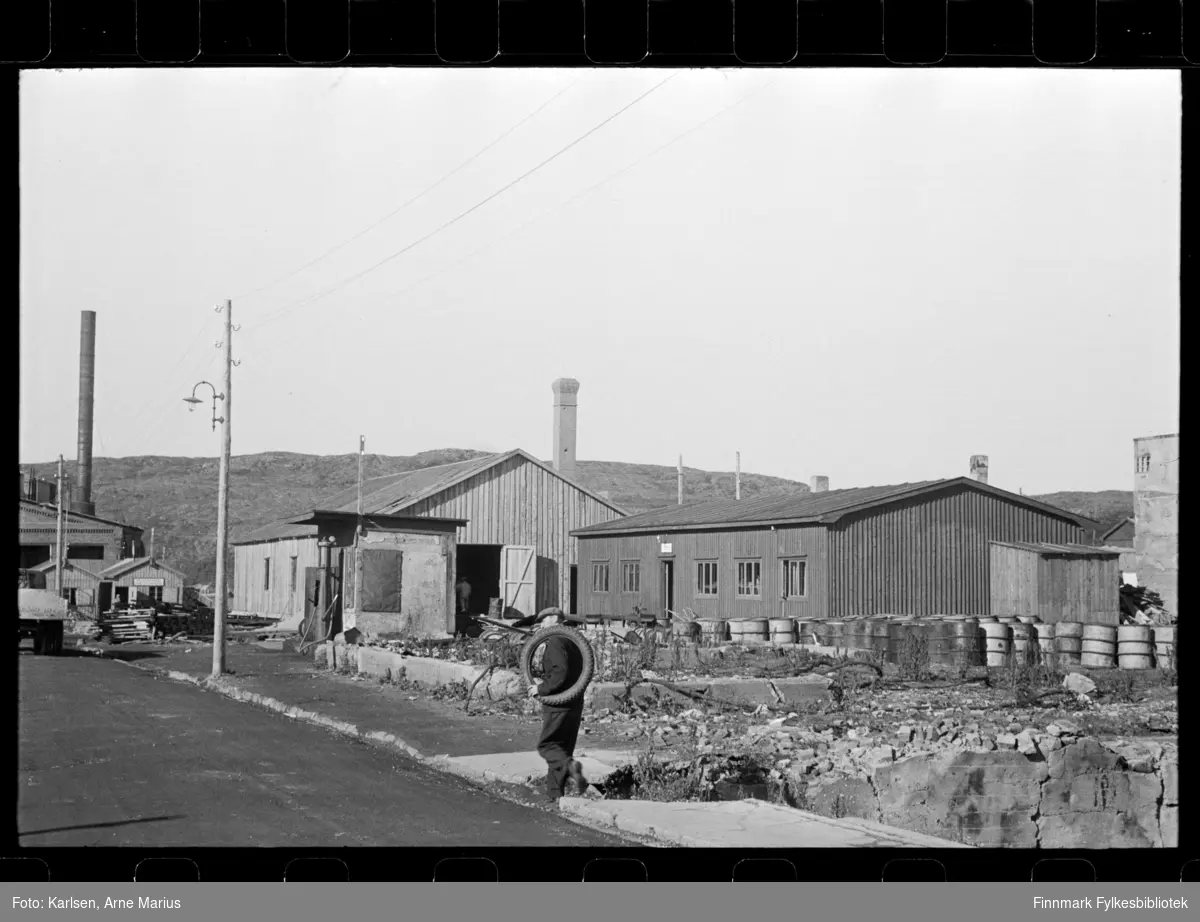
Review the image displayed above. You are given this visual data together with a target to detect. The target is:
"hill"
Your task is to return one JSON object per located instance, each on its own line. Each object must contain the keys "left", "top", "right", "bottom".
{"left": 21, "top": 451, "right": 1134, "bottom": 584}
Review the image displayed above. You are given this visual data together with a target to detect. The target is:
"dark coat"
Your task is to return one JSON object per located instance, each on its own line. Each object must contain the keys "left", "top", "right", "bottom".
{"left": 537, "top": 633, "right": 584, "bottom": 706}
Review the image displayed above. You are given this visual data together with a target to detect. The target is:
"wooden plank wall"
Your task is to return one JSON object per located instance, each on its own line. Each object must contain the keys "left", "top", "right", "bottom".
{"left": 1036, "top": 554, "right": 1119, "bottom": 625}
{"left": 828, "top": 487, "right": 1084, "bottom": 618}
{"left": 576, "top": 525, "right": 829, "bottom": 620}
{"left": 232, "top": 536, "right": 320, "bottom": 620}
{"left": 402, "top": 455, "right": 623, "bottom": 614}
{"left": 989, "top": 544, "right": 1041, "bottom": 618}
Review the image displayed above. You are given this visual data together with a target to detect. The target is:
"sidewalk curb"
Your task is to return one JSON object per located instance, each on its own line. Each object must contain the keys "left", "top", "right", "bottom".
{"left": 78, "top": 646, "right": 654, "bottom": 845}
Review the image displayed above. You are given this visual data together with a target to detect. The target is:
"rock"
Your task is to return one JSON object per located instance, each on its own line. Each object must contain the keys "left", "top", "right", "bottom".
{"left": 1161, "top": 757, "right": 1178, "bottom": 806}
{"left": 895, "top": 725, "right": 915, "bottom": 743}
{"left": 1040, "top": 735, "right": 1063, "bottom": 752}
{"left": 1006, "top": 722, "right": 1023, "bottom": 734}
{"left": 1062, "top": 674, "right": 1097, "bottom": 696}
{"left": 1015, "top": 731, "right": 1039, "bottom": 757}
{"left": 1160, "top": 805, "right": 1178, "bottom": 848}
{"left": 815, "top": 759, "right": 834, "bottom": 776}
{"left": 805, "top": 773, "right": 877, "bottom": 822}
{"left": 1101, "top": 740, "right": 1161, "bottom": 773}
{"left": 996, "top": 733, "right": 1018, "bottom": 750}
{"left": 1046, "top": 737, "right": 1124, "bottom": 780}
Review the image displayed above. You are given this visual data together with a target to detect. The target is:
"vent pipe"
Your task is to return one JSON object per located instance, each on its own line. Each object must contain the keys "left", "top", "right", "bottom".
{"left": 73, "top": 311, "right": 97, "bottom": 516}
{"left": 809, "top": 475, "right": 829, "bottom": 493}
{"left": 970, "top": 455, "right": 989, "bottom": 484}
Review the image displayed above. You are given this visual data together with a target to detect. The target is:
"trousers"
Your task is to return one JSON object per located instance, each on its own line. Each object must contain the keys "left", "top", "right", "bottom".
{"left": 536, "top": 700, "right": 584, "bottom": 797}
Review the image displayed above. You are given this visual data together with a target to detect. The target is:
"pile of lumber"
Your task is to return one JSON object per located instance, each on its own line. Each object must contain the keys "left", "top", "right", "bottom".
{"left": 100, "top": 610, "right": 155, "bottom": 644}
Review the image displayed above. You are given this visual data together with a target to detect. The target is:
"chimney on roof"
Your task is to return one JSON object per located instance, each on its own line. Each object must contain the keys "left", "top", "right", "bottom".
{"left": 551, "top": 378, "right": 579, "bottom": 479}
{"left": 970, "top": 455, "right": 989, "bottom": 484}
{"left": 72, "top": 310, "right": 97, "bottom": 516}
{"left": 735, "top": 452, "right": 741, "bottom": 500}
{"left": 809, "top": 475, "right": 829, "bottom": 493}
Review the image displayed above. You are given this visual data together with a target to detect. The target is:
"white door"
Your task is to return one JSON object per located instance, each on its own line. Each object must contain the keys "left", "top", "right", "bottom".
{"left": 501, "top": 545, "right": 537, "bottom": 619}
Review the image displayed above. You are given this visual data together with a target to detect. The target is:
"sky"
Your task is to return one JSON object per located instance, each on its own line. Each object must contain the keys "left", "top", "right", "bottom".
{"left": 20, "top": 68, "right": 1180, "bottom": 494}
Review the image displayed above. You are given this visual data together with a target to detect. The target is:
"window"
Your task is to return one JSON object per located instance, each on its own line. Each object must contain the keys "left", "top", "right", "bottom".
{"left": 289, "top": 556, "right": 298, "bottom": 594}
{"left": 696, "top": 561, "right": 718, "bottom": 596}
{"left": 1136, "top": 453, "right": 1151, "bottom": 474}
{"left": 783, "top": 559, "right": 807, "bottom": 599}
{"left": 736, "top": 560, "right": 762, "bottom": 598}
{"left": 143, "top": 586, "right": 164, "bottom": 603}
{"left": 62, "top": 588, "right": 77, "bottom": 606}
{"left": 263, "top": 558, "right": 271, "bottom": 591}
{"left": 592, "top": 562, "right": 611, "bottom": 593}
{"left": 621, "top": 561, "right": 640, "bottom": 593}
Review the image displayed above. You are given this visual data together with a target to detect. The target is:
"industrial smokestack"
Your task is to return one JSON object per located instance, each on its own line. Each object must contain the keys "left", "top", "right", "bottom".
{"left": 735, "top": 452, "right": 741, "bottom": 500}
{"left": 73, "top": 310, "right": 97, "bottom": 516}
{"left": 809, "top": 476, "right": 829, "bottom": 493}
{"left": 970, "top": 455, "right": 989, "bottom": 485}
{"left": 551, "top": 378, "right": 579, "bottom": 479}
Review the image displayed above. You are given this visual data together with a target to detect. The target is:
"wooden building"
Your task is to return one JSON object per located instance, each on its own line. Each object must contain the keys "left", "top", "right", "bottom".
{"left": 97, "top": 557, "right": 189, "bottom": 610}
{"left": 232, "top": 449, "right": 626, "bottom": 628}
{"left": 573, "top": 477, "right": 1102, "bottom": 622}
{"left": 1100, "top": 518, "right": 1135, "bottom": 549}
{"left": 30, "top": 560, "right": 102, "bottom": 613}
{"left": 988, "top": 541, "right": 1120, "bottom": 625}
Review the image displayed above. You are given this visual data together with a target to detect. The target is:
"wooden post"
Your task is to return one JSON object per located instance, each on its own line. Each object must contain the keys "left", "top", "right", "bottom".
{"left": 212, "top": 299, "right": 233, "bottom": 679}
{"left": 735, "top": 452, "right": 741, "bottom": 500}
{"left": 150, "top": 527, "right": 155, "bottom": 561}
{"left": 55, "top": 456, "right": 64, "bottom": 593}
{"left": 677, "top": 455, "right": 683, "bottom": 505}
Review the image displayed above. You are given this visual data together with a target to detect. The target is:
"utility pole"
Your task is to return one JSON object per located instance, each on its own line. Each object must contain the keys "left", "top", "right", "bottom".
{"left": 150, "top": 527, "right": 155, "bottom": 561}
{"left": 357, "top": 436, "right": 365, "bottom": 537}
{"left": 212, "top": 300, "right": 234, "bottom": 679}
{"left": 55, "top": 455, "right": 64, "bottom": 593}
{"left": 677, "top": 455, "right": 684, "bottom": 506}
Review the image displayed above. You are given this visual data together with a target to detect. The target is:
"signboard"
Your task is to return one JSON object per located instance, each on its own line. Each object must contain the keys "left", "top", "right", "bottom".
{"left": 133, "top": 577, "right": 165, "bottom": 587}
{"left": 661, "top": 543, "right": 672, "bottom": 554}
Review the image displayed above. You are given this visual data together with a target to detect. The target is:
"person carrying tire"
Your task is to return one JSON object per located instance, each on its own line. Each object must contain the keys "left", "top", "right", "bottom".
{"left": 526, "top": 607, "right": 590, "bottom": 803}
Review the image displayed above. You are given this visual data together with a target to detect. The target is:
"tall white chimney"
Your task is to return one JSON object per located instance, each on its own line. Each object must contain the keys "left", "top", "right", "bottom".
{"left": 551, "top": 378, "right": 579, "bottom": 478}
{"left": 809, "top": 475, "right": 829, "bottom": 493}
{"left": 970, "top": 455, "right": 989, "bottom": 484}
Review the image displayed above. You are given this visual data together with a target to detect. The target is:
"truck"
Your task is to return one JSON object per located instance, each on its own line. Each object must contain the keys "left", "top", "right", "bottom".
{"left": 18, "top": 568, "right": 66, "bottom": 656}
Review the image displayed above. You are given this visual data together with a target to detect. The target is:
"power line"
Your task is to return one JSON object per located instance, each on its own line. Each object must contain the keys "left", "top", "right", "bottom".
{"left": 372, "top": 75, "right": 781, "bottom": 308}
{"left": 243, "top": 74, "right": 677, "bottom": 335}
{"left": 233, "top": 78, "right": 582, "bottom": 303}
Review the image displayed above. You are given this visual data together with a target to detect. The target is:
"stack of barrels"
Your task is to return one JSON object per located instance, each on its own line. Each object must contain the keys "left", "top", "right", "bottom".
{"left": 1035, "top": 621, "right": 1057, "bottom": 668}
{"left": 979, "top": 617, "right": 1011, "bottom": 667}
{"left": 1080, "top": 624, "right": 1117, "bottom": 668}
{"left": 699, "top": 618, "right": 728, "bottom": 643}
{"left": 1116, "top": 625, "right": 1154, "bottom": 669}
{"left": 1055, "top": 622, "right": 1083, "bottom": 667}
{"left": 768, "top": 618, "right": 797, "bottom": 644}
{"left": 1153, "top": 625, "right": 1175, "bottom": 670}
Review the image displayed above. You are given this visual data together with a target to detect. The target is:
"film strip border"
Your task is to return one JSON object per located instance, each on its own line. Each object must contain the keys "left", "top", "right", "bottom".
{"left": 4, "top": 852, "right": 1200, "bottom": 882}
{"left": 0, "top": 0, "right": 1197, "bottom": 67}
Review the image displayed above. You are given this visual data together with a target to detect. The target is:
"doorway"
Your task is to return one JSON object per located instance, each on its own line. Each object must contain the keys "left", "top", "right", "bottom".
{"left": 661, "top": 560, "right": 675, "bottom": 618}
{"left": 455, "top": 545, "right": 502, "bottom": 616}
{"left": 569, "top": 565, "right": 578, "bottom": 615}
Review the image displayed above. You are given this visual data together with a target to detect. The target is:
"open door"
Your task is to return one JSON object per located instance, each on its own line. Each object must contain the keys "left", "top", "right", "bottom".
{"left": 302, "top": 566, "right": 325, "bottom": 641}
{"left": 661, "top": 560, "right": 675, "bottom": 619}
{"left": 97, "top": 581, "right": 113, "bottom": 614}
{"left": 501, "top": 545, "right": 536, "bottom": 619}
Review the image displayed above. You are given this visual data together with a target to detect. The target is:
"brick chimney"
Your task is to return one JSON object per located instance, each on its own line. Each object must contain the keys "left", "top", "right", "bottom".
{"left": 551, "top": 378, "right": 579, "bottom": 479}
{"left": 809, "top": 475, "right": 829, "bottom": 493}
{"left": 970, "top": 455, "right": 989, "bottom": 484}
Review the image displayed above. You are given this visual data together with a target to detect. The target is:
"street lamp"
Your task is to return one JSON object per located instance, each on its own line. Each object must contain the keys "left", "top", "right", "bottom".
{"left": 183, "top": 381, "right": 225, "bottom": 432}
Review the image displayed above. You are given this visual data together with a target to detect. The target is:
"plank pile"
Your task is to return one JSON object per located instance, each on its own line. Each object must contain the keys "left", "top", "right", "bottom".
{"left": 100, "top": 610, "right": 155, "bottom": 643}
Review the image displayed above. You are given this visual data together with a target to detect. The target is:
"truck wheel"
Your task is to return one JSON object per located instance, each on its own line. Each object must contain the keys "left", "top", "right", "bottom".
{"left": 33, "top": 626, "right": 47, "bottom": 656}
{"left": 51, "top": 623, "right": 64, "bottom": 656}
{"left": 520, "top": 624, "right": 595, "bottom": 707}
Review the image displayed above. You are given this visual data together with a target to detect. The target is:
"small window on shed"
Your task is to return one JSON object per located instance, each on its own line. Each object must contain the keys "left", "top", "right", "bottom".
{"left": 621, "top": 561, "right": 640, "bottom": 593}
{"left": 263, "top": 558, "right": 271, "bottom": 591}
{"left": 1136, "top": 452, "right": 1151, "bottom": 474}
{"left": 592, "top": 562, "right": 611, "bottom": 593}
{"left": 696, "top": 561, "right": 718, "bottom": 596}
{"left": 736, "top": 560, "right": 761, "bottom": 598}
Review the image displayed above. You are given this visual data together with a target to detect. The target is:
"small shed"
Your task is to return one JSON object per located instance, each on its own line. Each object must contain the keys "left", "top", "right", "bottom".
{"left": 31, "top": 560, "right": 102, "bottom": 614}
{"left": 282, "top": 510, "right": 466, "bottom": 641}
{"left": 1100, "top": 518, "right": 1135, "bottom": 548}
{"left": 989, "top": 541, "right": 1121, "bottom": 625}
{"left": 97, "top": 557, "right": 189, "bottom": 610}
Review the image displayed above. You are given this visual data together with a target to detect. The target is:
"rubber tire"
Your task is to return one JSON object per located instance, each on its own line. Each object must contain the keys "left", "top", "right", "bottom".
{"left": 33, "top": 626, "right": 45, "bottom": 656}
{"left": 520, "top": 624, "right": 595, "bottom": 707}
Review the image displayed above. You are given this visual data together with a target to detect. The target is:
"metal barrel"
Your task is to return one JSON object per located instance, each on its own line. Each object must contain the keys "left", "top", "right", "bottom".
{"left": 825, "top": 620, "right": 846, "bottom": 650}
{"left": 947, "top": 617, "right": 982, "bottom": 667}
{"left": 1034, "top": 621, "right": 1057, "bottom": 668}
{"left": 1080, "top": 623, "right": 1116, "bottom": 667}
{"left": 1010, "top": 622, "right": 1036, "bottom": 665}
{"left": 1151, "top": 625, "right": 1175, "bottom": 670}
{"left": 768, "top": 618, "right": 796, "bottom": 644}
{"left": 869, "top": 619, "right": 892, "bottom": 659}
{"left": 743, "top": 618, "right": 770, "bottom": 641}
{"left": 982, "top": 622, "right": 1011, "bottom": 667}
{"left": 794, "top": 620, "right": 815, "bottom": 644}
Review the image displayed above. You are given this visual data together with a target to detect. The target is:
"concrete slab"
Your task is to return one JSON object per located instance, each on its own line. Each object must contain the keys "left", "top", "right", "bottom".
{"left": 558, "top": 798, "right": 972, "bottom": 849}
{"left": 440, "top": 750, "right": 638, "bottom": 786}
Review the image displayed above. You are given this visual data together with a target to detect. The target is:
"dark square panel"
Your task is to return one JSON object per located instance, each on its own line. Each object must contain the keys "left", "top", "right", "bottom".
{"left": 1033, "top": 0, "right": 1097, "bottom": 63}
{"left": 0, "top": 0, "right": 50, "bottom": 62}
{"left": 947, "top": 0, "right": 1032, "bottom": 58}
{"left": 350, "top": 0, "right": 436, "bottom": 56}
{"left": 585, "top": 0, "right": 648, "bottom": 62}
{"left": 884, "top": 0, "right": 946, "bottom": 64}
{"left": 201, "top": 0, "right": 286, "bottom": 58}
{"left": 797, "top": 0, "right": 883, "bottom": 56}
{"left": 137, "top": 0, "right": 201, "bottom": 62}
{"left": 500, "top": 0, "right": 584, "bottom": 55}
{"left": 649, "top": 0, "right": 733, "bottom": 55}
{"left": 286, "top": 0, "right": 350, "bottom": 62}
{"left": 436, "top": 0, "right": 499, "bottom": 62}
{"left": 734, "top": 0, "right": 798, "bottom": 64}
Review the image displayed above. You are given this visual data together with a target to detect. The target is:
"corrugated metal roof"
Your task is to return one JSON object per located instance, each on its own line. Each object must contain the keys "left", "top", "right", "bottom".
{"left": 99, "top": 557, "right": 189, "bottom": 579}
{"left": 231, "top": 521, "right": 319, "bottom": 546}
{"left": 990, "top": 541, "right": 1120, "bottom": 558}
{"left": 1100, "top": 517, "right": 1135, "bottom": 542}
{"left": 316, "top": 455, "right": 502, "bottom": 514}
{"left": 19, "top": 499, "right": 143, "bottom": 533}
{"left": 572, "top": 477, "right": 1095, "bottom": 536}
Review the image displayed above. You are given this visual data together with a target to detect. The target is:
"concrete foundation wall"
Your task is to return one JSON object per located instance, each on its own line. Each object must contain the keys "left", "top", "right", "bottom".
{"left": 796, "top": 736, "right": 1177, "bottom": 849}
